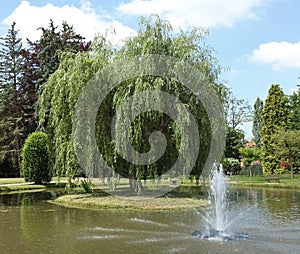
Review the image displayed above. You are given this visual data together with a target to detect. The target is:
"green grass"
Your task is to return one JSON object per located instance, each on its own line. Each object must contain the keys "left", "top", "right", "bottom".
{"left": 228, "top": 174, "right": 300, "bottom": 189}
{"left": 0, "top": 177, "right": 68, "bottom": 192}
{"left": 52, "top": 193, "right": 207, "bottom": 211}
{"left": 0, "top": 184, "right": 46, "bottom": 192}
{"left": 0, "top": 178, "right": 25, "bottom": 185}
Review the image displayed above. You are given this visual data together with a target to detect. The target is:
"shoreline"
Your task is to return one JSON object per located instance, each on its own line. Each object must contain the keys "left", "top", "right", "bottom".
{"left": 228, "top": 181, "right": 300, "bottom": 190}
{"left": 1, "top": 176, "right": 299, "bottom": 211}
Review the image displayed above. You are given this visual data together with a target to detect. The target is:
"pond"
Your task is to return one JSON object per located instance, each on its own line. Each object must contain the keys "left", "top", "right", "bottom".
{"left": 0, "top": 187, "right": 300, "bottom": 254}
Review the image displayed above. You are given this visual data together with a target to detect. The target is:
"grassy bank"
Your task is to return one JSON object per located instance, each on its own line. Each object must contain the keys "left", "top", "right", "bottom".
{"left": 0, "top": 177, "right": 68, "bottom": 192}
{"left": 0, "top": 178, "right": 26, "bottom": 185}
{"left": 228, "top": 174, "right": 300, "bottom": 189}
{"left": 0, "top": 184, "right": 46, "bottom": 192}
{"left": 52, "top": 192, "right": 206, "bottom": 211}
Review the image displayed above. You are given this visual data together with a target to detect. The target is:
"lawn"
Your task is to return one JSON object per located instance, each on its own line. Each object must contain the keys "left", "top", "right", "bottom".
{"left": 0, "top": 177, "right": 68, "bottom": 192}
{"left": 0, "top": 178, "right": 25, "bottom": 185}
{"left": 229, "top": 174, "right": 300, "bottom": 189}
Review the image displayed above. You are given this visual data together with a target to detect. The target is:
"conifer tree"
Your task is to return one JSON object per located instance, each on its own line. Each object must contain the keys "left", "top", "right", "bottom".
{"left": 0, "top": 22, "right": 24, "bottom": 175}
{"left": 288, "top": 86, "right": 300, "bottom": 130}
{"left": 261, "top": 84, "right": 289, "bottom": 174}
{"left": 28, "top": 20, "right": 90, "bottom": 94}
{"left": 252, "top": 97, "right": 263, "bottom": 146}
{"left": 27, "top": 20, "right": 90, "bottom": 130}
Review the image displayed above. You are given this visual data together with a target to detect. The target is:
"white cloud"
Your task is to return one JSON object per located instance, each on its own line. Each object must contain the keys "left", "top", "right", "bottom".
{"left": 117, "top": 0, "right": 265, "bottom": 29}
{"left": 2, "top": 0, "right": 136, "bottom": 44}
{"left": 249, "top": 41, "right": 300, "bottom": 70}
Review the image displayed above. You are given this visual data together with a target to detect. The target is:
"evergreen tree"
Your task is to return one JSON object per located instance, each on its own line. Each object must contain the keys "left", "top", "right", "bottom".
{"left": 27, "top": 20, "right": 90, "bottom": 130}
{"left": 288, "top": 86, "right": 300, "bottom": 130}
{"left": 22, "top": 131, "right": 52, "bottom": 184}
{"left": 252, "top": 97, "right": 263, "bottom": 146}
{"left": 29, "top": 20, "right": 90, "bottom": 92}
{"left": 18, "top": 48, "right": 39, "bottom": 136}
{"left": 0, "top": 22, "right": 24, "bottom": 175}
{"left": 261, "top": 84, "right": 289, "bottom": 175}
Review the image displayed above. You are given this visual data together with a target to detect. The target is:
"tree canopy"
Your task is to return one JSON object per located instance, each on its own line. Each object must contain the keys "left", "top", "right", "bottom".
{"left": 38, "top": 16, "right": 225, "bottom": 193}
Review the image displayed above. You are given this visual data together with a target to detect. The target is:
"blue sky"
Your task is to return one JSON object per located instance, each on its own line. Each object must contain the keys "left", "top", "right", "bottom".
{"left": 1, "top": 0, "right": 300, "bottom": 139}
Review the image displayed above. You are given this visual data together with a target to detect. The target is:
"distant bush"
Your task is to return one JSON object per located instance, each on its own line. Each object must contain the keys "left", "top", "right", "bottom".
{"left": 22, "top": 132, "right": 52, "bottom": 184}
{"left": 222, "top": 157, "right": 241, "bottom": 175}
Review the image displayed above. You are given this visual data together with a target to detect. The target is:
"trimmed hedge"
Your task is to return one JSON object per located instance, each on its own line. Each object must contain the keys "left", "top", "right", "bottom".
{"left": 21, "top": 132, "right": 52, "bottom": 184}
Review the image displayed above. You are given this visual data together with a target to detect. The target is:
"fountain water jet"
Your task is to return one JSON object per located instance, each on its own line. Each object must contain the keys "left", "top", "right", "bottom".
{"left": 192, "top": 163, "right": 248, "bottom": 241}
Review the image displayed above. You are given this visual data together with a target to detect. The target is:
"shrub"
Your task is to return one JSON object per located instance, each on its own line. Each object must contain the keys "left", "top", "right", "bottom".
{"left": 222, "top": 157, "right": 241, "bottom": 175}
{"left": 22, "top": 132, "right": 52, "bottom": 184}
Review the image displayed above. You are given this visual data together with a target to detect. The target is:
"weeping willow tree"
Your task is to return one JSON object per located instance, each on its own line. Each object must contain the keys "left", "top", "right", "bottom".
{"left": 38, "top": 15, "right": 224, "bottom": 192}
{"left": 38, "top": 37, "right": 113, "bottom": 183}
{"left": 96, "top": 16, "right": 224, "bottom": 191}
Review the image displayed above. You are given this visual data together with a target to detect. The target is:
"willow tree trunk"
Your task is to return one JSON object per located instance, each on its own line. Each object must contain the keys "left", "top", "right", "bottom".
{"left": 129, "top": 166, "right": 137, "bottom": 193}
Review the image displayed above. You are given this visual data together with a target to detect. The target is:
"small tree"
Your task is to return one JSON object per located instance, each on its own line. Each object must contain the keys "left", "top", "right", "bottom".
{"left": 22, "top": 132, "right": 52, "bottom": 184}
{"left": 239, "top": 146, "right": 261, "bottom": 167}
{"left": 224, "top": 127, "right": 244, "bottom": 159}
{"left": 272, "top": 129, "right": 300, "bottom": 179}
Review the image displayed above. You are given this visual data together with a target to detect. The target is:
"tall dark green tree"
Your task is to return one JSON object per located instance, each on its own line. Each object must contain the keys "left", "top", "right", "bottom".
{"left": 0, "top": 22, "right": 24, "bottom": 175}
{"left": 261, "top": 84, "right": 289, "bottom": 175}
{"left": 27, "top": 20, "right": 90, "bottom": 131}
{"left": 288, "top": 86, "right": 300, "bottom": 130}
{"left": 29, "top": 20, "right": 90, "bottom": 92}
{"left": 252, "top": 97, "right": 263, "bottom": 146}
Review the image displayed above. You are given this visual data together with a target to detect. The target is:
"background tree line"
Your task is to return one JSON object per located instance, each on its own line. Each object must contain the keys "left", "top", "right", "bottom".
{"left": 252, "top": 84, "right": 300, "bottom": 178}
{"left": 234, "top": 84, "right": 300, "bottom": 178}
{"left": 0, "top": 20, "right": 89, "bottom": 177}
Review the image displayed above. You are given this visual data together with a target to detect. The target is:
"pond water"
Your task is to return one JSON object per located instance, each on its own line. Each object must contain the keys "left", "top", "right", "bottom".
{"left": 0, "top": 187, "right": 300, "bottom": 254}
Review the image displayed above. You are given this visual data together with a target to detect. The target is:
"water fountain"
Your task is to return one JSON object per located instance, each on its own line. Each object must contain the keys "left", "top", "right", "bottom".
{"left": 192, "top": 163, "right": 249, "bottom": 241}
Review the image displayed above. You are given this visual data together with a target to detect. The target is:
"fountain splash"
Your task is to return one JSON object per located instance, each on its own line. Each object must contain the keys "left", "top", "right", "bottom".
{"left": 207, "top": 163, "right": 228, "bottom": 231}
{"left": 192, "top": 163, "right": 248, "bottom": 241}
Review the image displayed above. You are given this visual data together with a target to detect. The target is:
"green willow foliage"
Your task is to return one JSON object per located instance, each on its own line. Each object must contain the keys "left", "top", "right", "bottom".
{"left": 38, "top": 16, "right": 223, "bottom": 187}
{"left": 38, "top": 39, "right": 112, "bottom": 179}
